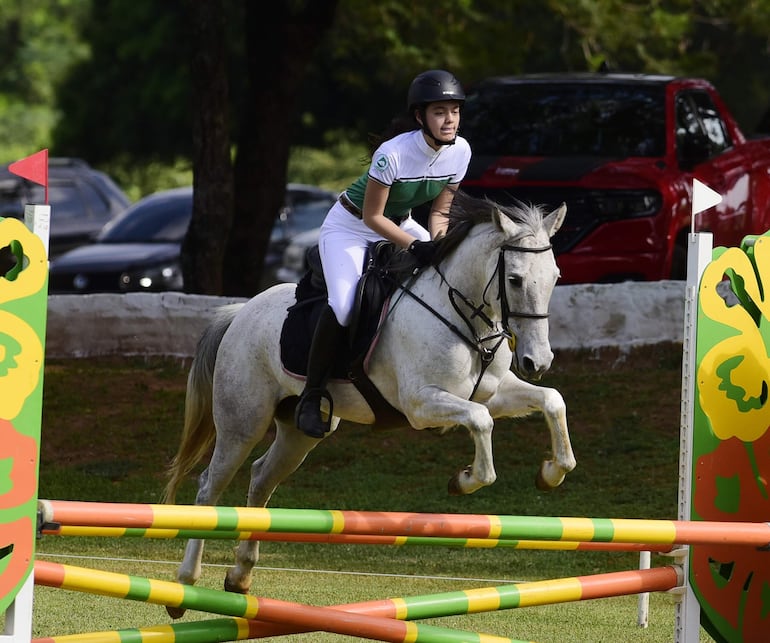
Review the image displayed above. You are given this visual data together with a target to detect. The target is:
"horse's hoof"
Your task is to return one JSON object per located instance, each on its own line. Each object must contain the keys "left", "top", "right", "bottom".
{"left": 448, "top": 465, "right": 473, "bottom": 495}
{"left": 448, "top": 475, "right": 462, "bottom": 496}
{"left": 224, "top": 576, "right": 250, "bottom": 594}
{"left": 535, "top": 469, "right": 555, "bottom": 492}
{"left": 166, "top": 605, "right": 186, "bottom": 619}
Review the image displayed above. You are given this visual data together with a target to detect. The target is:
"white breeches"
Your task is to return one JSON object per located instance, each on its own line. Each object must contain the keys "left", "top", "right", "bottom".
{"left": 318, "top": 202, "right": 430, "bottom": 326}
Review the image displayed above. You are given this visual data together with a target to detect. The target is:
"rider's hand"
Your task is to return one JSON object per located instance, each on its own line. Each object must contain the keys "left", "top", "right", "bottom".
{"left": 408, "top": 239, "right": 437, "bottom": 266}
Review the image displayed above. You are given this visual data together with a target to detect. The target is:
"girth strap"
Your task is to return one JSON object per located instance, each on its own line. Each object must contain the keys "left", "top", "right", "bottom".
{"left": 347, "top": 352, "right": 408, "bottom": 429}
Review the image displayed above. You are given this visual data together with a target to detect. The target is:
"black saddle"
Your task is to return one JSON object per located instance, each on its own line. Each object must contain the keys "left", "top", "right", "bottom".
{"left": 279, "top": 241, "right": 415, "bottom": 425}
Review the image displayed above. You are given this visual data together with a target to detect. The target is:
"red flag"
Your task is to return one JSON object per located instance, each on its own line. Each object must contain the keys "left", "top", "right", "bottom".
{"left": 8, "top": 149, "right": 49, "bottom": 204}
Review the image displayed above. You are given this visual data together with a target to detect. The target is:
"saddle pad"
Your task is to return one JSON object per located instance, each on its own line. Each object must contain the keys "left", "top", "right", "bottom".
{"left": 279, "top": 272, "right": 354, "bottom": 379}
{"left": 279, "top": 254, "right": 410, "bottom": 427}
{"left": 280, "top": 240, "right": 407, "bottom": 376}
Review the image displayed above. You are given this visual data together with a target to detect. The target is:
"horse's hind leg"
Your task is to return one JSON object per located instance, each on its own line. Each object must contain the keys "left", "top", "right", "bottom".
{"left": 225, "top": 417, "right": 332, "bottom": 594}
{"left": 174, "top": 467, "right": 211, "bottom": 585}
{"left": 168, "top": 426, "right": 264, "bottom": 618}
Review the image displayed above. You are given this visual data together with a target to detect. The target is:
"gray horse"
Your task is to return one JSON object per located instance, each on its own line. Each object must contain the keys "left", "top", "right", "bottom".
{"left": 163, "top": 192, "right": 575, "bottom": 614}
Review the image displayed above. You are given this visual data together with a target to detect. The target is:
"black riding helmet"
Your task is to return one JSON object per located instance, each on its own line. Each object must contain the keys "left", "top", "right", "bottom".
{"left": 407, "top": 69, "right": 465, "bottom": 145}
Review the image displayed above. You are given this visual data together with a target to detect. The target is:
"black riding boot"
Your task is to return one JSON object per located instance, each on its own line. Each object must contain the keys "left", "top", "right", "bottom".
{"left": 295, "top": 305, "right": 346, "bottom": 438}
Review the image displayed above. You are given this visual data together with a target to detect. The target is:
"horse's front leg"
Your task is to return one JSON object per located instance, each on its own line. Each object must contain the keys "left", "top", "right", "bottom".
{"left": 487, "top": 371, "right": 576, "bottom": 490}
{"left": 407, "top": 387, "right": 496, "bottom": 495}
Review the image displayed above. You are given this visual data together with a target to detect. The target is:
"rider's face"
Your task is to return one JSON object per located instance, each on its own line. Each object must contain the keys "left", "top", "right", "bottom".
{"left": 419, "top": 100, "right": 462, "bottom": 146}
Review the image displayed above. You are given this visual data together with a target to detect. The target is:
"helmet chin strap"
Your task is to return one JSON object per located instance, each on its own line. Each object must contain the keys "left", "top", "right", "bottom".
{"left": 424, "top": 126, "right": 456, "bottom": 146}
{"left": 417, "top": 109, "right": 456, "bottom": 146}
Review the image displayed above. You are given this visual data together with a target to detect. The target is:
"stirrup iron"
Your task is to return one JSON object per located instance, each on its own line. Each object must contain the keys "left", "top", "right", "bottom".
{"left": 295, "top": 387, "right": 334, "bottom": 438}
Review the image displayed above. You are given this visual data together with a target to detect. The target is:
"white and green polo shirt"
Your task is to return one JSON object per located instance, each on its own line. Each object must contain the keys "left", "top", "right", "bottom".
{"left": 345, "top": 129, "right": 472, "bottom": 221}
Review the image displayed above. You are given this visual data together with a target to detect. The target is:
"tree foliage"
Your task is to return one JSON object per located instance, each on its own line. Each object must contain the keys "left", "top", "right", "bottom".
{"left": 7, "top": 1, "right": 770, "bottom": 161}
{"left": 52, "top": 0, "right": 194, "bottom": 163}
{"left": 0, "top": 0, "right": 89, "bottom": 162}
{"left": 540, "top": 0, "right": 770, "bottom": 130}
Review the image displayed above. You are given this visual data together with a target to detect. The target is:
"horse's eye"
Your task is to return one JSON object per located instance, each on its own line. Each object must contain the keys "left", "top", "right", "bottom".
{"left": 508, "top": 274, "right": 523, "bottom": 288}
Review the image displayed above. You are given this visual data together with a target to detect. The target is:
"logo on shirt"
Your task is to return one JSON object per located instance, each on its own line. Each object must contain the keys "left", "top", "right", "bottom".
{"left": 375, "top": 155, "right": 389, "bottom": 172}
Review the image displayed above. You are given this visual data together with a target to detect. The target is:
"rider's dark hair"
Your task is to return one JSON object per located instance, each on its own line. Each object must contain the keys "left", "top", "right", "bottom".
{"left": 366, "top": 111, "right": 419, "bottom": 155}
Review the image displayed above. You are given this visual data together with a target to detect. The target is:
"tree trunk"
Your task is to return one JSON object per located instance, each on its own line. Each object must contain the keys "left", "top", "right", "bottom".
{"left": 223, "top": 0, "right": 338, "bottom": 297}
{"left": 182, "top": 0, "right": 233, "bottom": 294}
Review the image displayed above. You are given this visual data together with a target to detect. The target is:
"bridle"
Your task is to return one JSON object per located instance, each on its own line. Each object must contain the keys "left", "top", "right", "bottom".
{"left": 389, "top": 238, "right": 553, "bottom": 398}
{"left": 490, "top": 241, "right": 553, "bottom": 326}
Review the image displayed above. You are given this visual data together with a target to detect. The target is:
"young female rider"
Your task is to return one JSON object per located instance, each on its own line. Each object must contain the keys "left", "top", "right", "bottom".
{"left": 295, "top": 69, "right": 472, "bottom": 438}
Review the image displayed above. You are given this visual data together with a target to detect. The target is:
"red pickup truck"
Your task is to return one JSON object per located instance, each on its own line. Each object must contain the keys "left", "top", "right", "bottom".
{"left": 460, "top": 73, "right": 770, "bottom": 283}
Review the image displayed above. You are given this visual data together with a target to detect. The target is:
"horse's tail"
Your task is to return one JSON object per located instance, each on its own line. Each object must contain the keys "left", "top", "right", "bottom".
{"left": 162, "top": 303, "right": 244, "bottom": 504}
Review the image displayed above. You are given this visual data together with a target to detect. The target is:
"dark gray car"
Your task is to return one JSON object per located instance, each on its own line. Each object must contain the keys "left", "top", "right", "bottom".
{"left": 48, "top": 183, "right": 336, "bottom": 293}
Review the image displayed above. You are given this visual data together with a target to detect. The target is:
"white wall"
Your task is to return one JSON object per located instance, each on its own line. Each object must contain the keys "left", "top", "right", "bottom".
{"left": 548, "top": 281, "right": 685, "bottom": 350}
{"left": 45, "top": 281, "right": 686, "bottom": 358}
{"left": 45, "top": 293, "right": 246, "bottom": 358}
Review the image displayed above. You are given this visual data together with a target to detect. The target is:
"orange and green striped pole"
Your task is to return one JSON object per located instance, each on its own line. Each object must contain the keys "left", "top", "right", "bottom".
{"left": 34, "top": 560, "right": 679, "bottom": 641}
{"left": 39, "top": 500, "right": 770, "bottom": 548}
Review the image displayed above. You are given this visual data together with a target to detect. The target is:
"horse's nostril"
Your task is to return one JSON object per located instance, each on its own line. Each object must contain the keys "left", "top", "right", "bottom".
{"left": 522, "top": 356, "right": 535, "bottom": 374}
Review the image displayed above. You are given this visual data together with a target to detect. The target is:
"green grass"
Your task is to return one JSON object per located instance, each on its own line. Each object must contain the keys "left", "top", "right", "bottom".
{"left": 24, "top": 346, "right": 717, "bottom": 641}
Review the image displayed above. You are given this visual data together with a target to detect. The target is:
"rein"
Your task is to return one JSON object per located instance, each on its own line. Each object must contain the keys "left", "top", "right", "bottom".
{"left": 387, "top": 240, "right": 552, "bottom": 399}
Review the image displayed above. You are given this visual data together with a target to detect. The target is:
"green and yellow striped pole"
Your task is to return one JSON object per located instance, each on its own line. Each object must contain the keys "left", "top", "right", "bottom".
{"left": 40, "top": 523, "right": 672, "bottom": 552}
{"left": 33, "top": 617, "right": 271, "bottom": 643}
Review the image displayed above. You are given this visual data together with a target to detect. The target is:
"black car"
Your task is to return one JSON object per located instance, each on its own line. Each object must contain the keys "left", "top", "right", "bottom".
{"left": 48, "top": 183, "right": 337, "bottom": 293}
{"left": 0, "top": 157, "right": 130, "bottom": 258}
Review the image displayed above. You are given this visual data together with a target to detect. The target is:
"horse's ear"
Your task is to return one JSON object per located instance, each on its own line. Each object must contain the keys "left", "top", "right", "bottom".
{"left": 543, "top": 203, "right": 567, "bottom": 238}
{"left": 493, "top": 207, "right": 516, "bottom": 236}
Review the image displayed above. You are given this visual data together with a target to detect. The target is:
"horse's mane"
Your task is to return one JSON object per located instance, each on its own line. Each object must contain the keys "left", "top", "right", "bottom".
{"left": 386, "top": 190, "right": 544, "bottom": 275}
{"left": 434, "top": 190, "right": 544, "bottom": 262}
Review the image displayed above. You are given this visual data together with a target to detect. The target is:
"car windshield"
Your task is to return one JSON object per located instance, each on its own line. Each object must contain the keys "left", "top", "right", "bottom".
{"left": 98, "top": 195, "right": 191, "bottom": 243}
{"left": 462, "top": 82, "right": 666, "bottom": 158}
